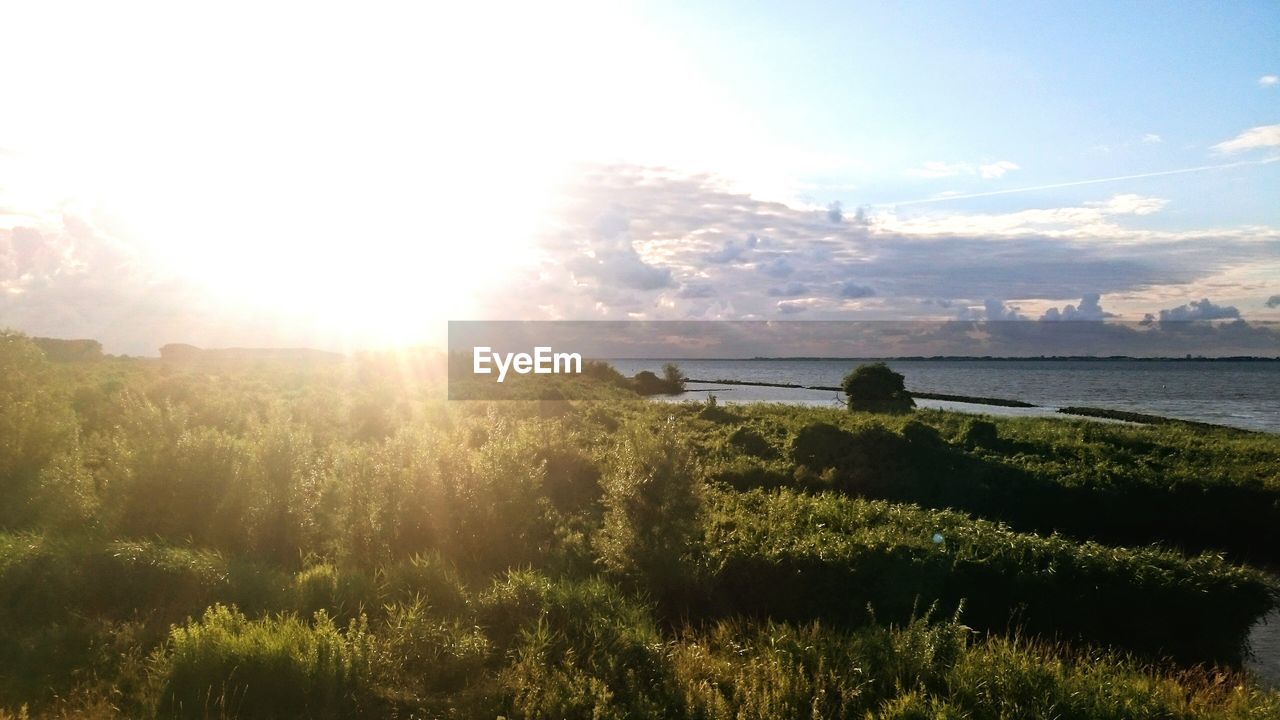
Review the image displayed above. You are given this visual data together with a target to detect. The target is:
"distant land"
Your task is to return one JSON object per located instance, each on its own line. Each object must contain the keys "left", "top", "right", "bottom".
{"left": 746, "top": 355, "right": 1280, "bottom": 362}
{"left": 610, "top": 355, "right": 1280, "bottom": 362}
{"left": 157, "top": 343, "right": 344, "bottom": 362}
{"left": 22, "top": 338, "right": 1280, "bottom": 364}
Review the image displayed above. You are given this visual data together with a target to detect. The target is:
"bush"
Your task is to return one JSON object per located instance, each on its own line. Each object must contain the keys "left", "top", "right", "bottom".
{"left": 962, "top": 419, "right": 1001, "bottom": 449}
{"left": 841, "top": 363, "right": 915, "bottom": 414}
{"left": 631, "top": 365, "right": 685, "bottom": 396}
{"left": 702, "top": 489, "right": 1277, "bottom": 665}
{"left": 377, "top": 598, "right": 492, "bottom": 698}
{"left": 790, "top": 422, "right": 911, "bottom": 496}
{"left": 671, "top": 615, "right": 966, "bottom": 718}
{"left": 478, "top": 572, "right": 678, "bottom": 719}
{"left": 292, "top": 564, "right": 378, "bottom": 621}
{"left": 662, "top": 363, "right": 687, "bottom": 392}
{"left": 789, "top": 422, "right": 854, "bottom": 469}
{"left": 150, "top": 604, "right": 375, "bottom": 718}
{"left": 596, "top": 422, "right": 705, "bottom": 603}
{"left": 378, "top": 553, "right": 470, "bottom": 617}
{"left": 0, "top": 332, "right": 79, "bottom": 528}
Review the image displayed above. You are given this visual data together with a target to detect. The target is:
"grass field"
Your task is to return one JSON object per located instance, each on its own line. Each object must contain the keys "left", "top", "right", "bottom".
{"left": 2, "top": 330, "right": 1279, "bottom": 718}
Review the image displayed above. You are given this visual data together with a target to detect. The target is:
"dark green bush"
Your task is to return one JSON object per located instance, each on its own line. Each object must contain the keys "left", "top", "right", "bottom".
{"left": 728, "top": 426, "right": 775, "bottom": 458}
{"left": 962, "top": 419, "right": 1001, "bottom": 449}
{"left": 702, "top": 489, "right": 1276, "bottom": 665}
{"left": 841, "top": 363, "right": 915, "bottom": 414}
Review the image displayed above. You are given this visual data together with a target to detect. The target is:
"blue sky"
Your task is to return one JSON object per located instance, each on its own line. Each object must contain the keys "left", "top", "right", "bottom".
{"left": 639, "top": 1, "right": 1279, "bottom": 224}
{"left": 0, "top": 1, "right": 1277, "bottom": 354}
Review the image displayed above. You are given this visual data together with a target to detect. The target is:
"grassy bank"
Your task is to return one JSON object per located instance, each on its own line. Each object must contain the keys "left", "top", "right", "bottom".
{"left": 702, "top": 488, "right": 1275, "bottom": 665}
{"left": 2, "top": 331, "right": 1279, "bottom": 717}
{"left": 699, "top": 403, "right": 1280, "bottom": 563}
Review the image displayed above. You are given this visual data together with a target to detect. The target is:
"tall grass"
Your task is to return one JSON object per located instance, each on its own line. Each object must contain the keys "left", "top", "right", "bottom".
{"left": 702, "top": 488, "right": 1277, "bottom": 664}
{"left": 150, "top": 604, "right": 376, "bottom": 718}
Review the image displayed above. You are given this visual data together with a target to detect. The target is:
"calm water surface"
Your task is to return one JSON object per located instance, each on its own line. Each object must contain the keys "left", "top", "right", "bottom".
{"left": 610, "top": 359, "right": 1279, "bottom": 432}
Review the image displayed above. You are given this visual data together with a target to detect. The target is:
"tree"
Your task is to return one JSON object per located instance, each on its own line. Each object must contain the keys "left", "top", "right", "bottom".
{"left": 841, "top": 362, "right": 915, "bottom": 414}
{"left": 662, "top": 363, "right": 687, "bottom": 393}
{"left": 632, "top": 364, "right": 686, "bottom": 396}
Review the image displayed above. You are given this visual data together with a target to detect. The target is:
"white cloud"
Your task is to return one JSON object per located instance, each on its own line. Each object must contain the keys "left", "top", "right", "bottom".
{"left": 906, "top": 160, "right": 1020, "bottom": 180}
{"left": 1260, "top": 75, "right": 1279, "bottom": 88}
{"left": 905, "top": 161, "right": 972, "bottom": 179}
{"left": 979, "top": 160, "right": 1020, "bottom": 179}
{"left": 1212, "top": 124, "right": 1280, "bottom": 154}
{"left": 1142, "top": 133, "right": 1163, "bottom": 144}
{"left": 1092, "top": 193, "right": 1167, "bottom": 216}
{"left": 878, "top": 193, "right": 1170, "bottom": 237}
{"left": 1040, "top": 293, "right": 1113, "bottom": 321}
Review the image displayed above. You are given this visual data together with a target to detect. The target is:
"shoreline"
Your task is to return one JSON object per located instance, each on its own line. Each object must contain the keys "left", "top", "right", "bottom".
{"left": 682, "top": 378, "right": 1259, "bottom": 433}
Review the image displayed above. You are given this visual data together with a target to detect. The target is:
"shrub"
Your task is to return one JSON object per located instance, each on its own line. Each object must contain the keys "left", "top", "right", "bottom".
{"left": 662, "top": 363, "right": 687, "bottom": 393}
{"left": 292, "top": 563, "right": 378, "bottom": 621}
{"left": 596, "top": 422, "right": 705, "bottom": 603}
{"left": 728, "top": 426, "right": 774, "bottom": 458}
{"left": 841, "top": 363, "right": 915, "bottom": 414}
{"left": 378, "top": 553, "right": 470, "bottom": 617}
{"left": 902, "top": 420, "right": 945, "bottom": 449}
{"left": 631, "top": 370, "right": 667, "bottom": 396}
{"left": 0, "top": 332, "right": 79, "bottom": 528}
{"left": 702, "top": 489, "right": 1277, "bottom": 665}
{"left": 789, "top": 422, "right": 853, "bottom": 470}
{"left": 478, "top": 573, "right": 678, "bottom": 719}
{"left": 962, "top": 419, "right": 1001, "bottom": 449}
{"left": 631, "top": 366, "right": 685, "bottom": 396}
{"left": 377, "top": 598, "right": 492, "bottom": 698}
{"left": 150, "top": 604, "right": 375, "bottom": 718}
{"left": 671, "top": 615, "right": 966, "bottom": 718}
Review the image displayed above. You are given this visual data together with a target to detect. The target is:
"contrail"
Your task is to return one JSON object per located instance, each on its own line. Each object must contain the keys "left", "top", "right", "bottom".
{"left": 884, "top": 156, "right": 1278, "bottom": 207}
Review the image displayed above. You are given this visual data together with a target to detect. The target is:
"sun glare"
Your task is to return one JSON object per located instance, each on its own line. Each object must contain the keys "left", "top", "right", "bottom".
{"left": 2, "top": 1, "right": 720, "bottom": 350}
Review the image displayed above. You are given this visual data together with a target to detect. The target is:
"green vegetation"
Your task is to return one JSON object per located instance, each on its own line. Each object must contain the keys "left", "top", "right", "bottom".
{"left": 842, "top": 362, "right": 916, "bottom": 413}
{"left": 1058, "top": 405, "right": 1259, "bottom": 432}
{"left": 1, "top": 330, "right": 1278, "bottom": 718}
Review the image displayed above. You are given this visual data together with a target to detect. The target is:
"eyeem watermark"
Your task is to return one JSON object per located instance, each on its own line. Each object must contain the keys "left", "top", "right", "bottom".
{"left": 472, "top": 346, "right": 582, "bottom": 382}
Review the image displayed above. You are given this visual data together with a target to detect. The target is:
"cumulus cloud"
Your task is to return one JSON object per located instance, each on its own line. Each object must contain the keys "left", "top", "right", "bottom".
{"left": 705, "top": 234, "right": 759, "bottom": 264}
{"left": 839, "top": 281, "right": 875, "bottom": 299}
{"left": 6, "top": 160, "right": 1278, "bottom": 355}
{"left": 826, "top": 202, "right": 843, "bottom": 223}
{"left": 558, "top": 206, "right": 675, "bottom": 291}
{"left": 1041, "top": 293, "right": 1113, "bottom": 321}
{"left": 982, "top": 298, "right": 1026, "bottom": 321}
{"left": 1260, "top": 75, "right": 1279, "bottom": 88}
{"left": 500, "top": 165, "right": 1280, "bottom": 325}
{"left": 1212, "top": 124, "right": 1280, "bottom": 154}
{"left": 1157, "top": 298, "right": 1241, "bottom": 322}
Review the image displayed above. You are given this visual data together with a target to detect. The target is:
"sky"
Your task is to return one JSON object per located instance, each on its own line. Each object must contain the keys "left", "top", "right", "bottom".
{"left": 1, "top": 1, "right": 1277, "bottom": 355}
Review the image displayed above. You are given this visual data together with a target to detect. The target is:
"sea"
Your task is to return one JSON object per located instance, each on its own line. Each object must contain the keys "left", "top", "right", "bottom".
{"left": 608, "top": 358, "right": 1280, "bottom": 433}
